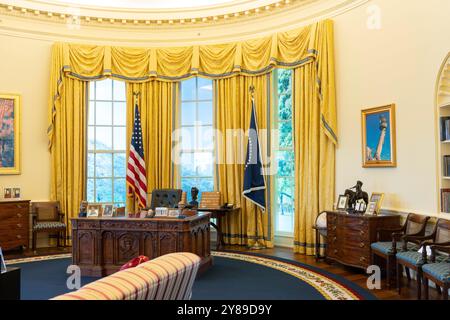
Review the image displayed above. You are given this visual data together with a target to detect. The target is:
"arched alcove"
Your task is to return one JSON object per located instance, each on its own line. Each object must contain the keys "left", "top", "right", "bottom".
{"left": 435, "top": 53, "right": 450, "bottom": 213}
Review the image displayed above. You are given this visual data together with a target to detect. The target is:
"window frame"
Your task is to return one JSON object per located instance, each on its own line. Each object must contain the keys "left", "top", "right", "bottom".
{"left": 272, "top": 68, "right": 295, "bottom": 238}
{"left": 177, "top": 77, "right": 215, "bottom": 201}
{"left": 86, "top": 79, "right": 127, "bottom": 208}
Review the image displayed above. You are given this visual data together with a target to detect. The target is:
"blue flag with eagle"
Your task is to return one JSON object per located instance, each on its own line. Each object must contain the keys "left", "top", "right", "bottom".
{"left": 243, "top": 96, "right": 266, "bottom": 211}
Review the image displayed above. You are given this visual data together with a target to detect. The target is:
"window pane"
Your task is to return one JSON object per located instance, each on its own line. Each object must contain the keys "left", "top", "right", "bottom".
{"left": 276, "top": 177, "right": 295, "bottom": 233}
{"left": 197, "top": 126, "right": 214, "bottom": 150}
{"left": 197, "top": 178, "right": 214, "bottom": 196}
{"left": 180, "top": 127, "right": 195, "bottom": 150}
{"left": 96, "top": 178, "right": 113, "bottom": 202}
{"left": 95, "top": 153, "right": 112, "bottom": 177}
{"left": 113, "top": 80, "right": 126, "bottom": 101}
{"left": 88, "top": 102, "right": 95, "bottom": 125}
{"left": 113, "top": 127, "right": 126, "bottom": 150}
{"left": 194, "top": 152, "right": 213, "bottom": 176}
{"left": 89, "top": 81, "right": 95, "bottom": 100}
{"left": 87, "top": 178, "right": 94, "bottom": 202}
{"left": 96, "top": 79, "right": 112, "bottom": 100}
{"left": 88, "top": 126, "right": 95, "bottom": 151}
{"left": 114, "top": 178, "right": 126, "bottom": 203}
{"left": 198, "top": 78, "right": 213, "bottom": 100}
{"left": 198, "top": 102, "right": 213, "bottom": 125}
{"left": 113, "top": 102, "right": 126, "bottom": 126}
{"left": 96, "top": 127, "right": 112, "bottom": 150}
{"left": 114, "top": 153, "right": 126, "bottom": 177}
{"left": 277, "top": 151, "right": 294, "bottom": 177}
{"left": 180, "top": 153, "right": 195, "bottom": 177}
{"left": 181, "top": 102, "right": 196, "bottom": 126}
{"left": 278, "top": 94, "right": 292, "bottom": 121}
{"left": 181, "top": 78, "right": 196, "bottom": 101}
{"left": 279, "top": 122, "right": 293, "bottom": 148}
{"left": 96, "top": 102, "right": 112, "bottom": 125}
{"left": 87, "top": 153, "right": 95, "bottom": 177}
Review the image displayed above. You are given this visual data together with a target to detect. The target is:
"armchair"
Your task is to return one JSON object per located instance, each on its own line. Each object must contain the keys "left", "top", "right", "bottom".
{"left": 396, "top": 218, "right": 450, "bottom": 299}
{"left": 31, "top": 201, "right": 67, "bottom": 251}
{"left": 371, "top": 213, "right": 429, "bottom": 289}
{"left": 421, "top": 221, "right": 450, "bottom": 300}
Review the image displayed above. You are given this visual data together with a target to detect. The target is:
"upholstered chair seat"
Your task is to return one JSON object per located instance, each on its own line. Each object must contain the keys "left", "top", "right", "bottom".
{"left": 33, "top": 221, "right": 67, "bottom": 230}
{"left": 423, "top": 262, "right": 450, "bottom": 283}
{"left": 371, "top": 242, "right": 418, "bottom": 255}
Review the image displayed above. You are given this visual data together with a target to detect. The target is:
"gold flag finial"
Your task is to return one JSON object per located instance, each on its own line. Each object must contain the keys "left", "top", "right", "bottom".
{"left": 249, "top": 85, "right": 255, "bottom": 97}
{"left": 133, "top": 91, "right": 140, "bottom": 106}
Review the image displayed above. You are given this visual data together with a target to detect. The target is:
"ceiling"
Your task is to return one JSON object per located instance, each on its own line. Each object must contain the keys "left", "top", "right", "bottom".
{"left": 47, "top": 0, "right": 240, "bottom": 9}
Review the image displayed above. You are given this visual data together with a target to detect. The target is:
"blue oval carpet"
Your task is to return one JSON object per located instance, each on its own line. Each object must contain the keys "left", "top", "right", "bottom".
{"left": 6, "top": 251, "right": 376, "bottom": 300}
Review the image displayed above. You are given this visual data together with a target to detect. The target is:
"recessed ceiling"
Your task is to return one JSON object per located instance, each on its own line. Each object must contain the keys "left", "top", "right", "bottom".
{"left": 48, "top": 0, "right": 239, "bottom": 9}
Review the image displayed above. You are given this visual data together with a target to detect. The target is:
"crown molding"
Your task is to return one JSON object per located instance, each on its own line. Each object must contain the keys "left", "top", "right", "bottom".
{"left": 0, "top": 0, "right": 369, "bottom": 46}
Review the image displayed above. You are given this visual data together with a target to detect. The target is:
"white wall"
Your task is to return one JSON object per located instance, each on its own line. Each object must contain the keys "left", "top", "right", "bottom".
{"left": 0, "top": 35, "right": 52, "bottom": 201}
{"left": 334, "top": 0, "right": 450, "bottom": 215}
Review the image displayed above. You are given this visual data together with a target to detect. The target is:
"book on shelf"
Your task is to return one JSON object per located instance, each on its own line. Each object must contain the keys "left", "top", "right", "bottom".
{"left": 444, "top": 155, "right": 450, "bottom": 176}
{"left": 440, "top": 117, "right": 450, "bottom": 141}
{"left": 442, "top": 189, "right": 450, "bottom": 213}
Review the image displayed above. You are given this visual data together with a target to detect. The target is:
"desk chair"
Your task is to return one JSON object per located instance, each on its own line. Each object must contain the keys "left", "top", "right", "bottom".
{"left": 150, "top": 189, "right": 183, "bottom": 210}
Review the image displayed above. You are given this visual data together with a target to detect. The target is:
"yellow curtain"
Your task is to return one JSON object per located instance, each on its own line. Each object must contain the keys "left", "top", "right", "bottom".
{"left": 49, "top": 75, "right": 87, "bottom": 241}
{"left": 125, "top": 81, "right": 175, "bottom": 211}
{"left": 215, "top": 75, "right": 273, "bottom": 248}
{"left": 293, "top": 33, "right": 336, "bottom": 255}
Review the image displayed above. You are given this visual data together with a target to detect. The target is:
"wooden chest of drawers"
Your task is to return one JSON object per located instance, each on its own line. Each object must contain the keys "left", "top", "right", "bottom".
{"left": 326, "top": 211, "right": 400, "bottom": 269}
{"left": 0, "top": 200, "right": 30, "bottom": 251}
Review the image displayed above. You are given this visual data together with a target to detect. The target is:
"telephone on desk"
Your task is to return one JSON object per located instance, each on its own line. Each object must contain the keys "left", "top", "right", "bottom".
{"left": 221, "top": 203, "right": 234, "bottom": 210}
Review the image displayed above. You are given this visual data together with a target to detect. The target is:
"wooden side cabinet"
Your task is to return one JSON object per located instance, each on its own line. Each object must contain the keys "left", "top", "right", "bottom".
{"left": 0, "top": 200, "right": 30, "bottom": 251}
{"left": 326, "top": 211, "right": 400, "bottom": 269}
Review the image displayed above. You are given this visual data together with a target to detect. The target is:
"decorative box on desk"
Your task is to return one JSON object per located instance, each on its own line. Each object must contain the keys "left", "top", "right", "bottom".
{"left": 325, "top": 211, "right": 400, "bottom": 269}
{"left": 0, "top": 200, "right": 30, "bottom": 251}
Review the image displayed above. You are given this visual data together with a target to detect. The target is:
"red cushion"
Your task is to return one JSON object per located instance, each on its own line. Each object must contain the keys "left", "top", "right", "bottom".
{"left": 120, "top": 255, "right": 150, "bottom": 271}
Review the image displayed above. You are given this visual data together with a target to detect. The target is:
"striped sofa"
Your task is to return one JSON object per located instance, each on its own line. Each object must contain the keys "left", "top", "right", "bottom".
{"left": 52, "top": 252, "right": 201, "bottom": 300}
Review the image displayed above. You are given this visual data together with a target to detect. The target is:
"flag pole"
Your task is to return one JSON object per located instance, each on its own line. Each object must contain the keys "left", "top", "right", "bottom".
{"left": 247, "top": 85, "right": 265, "bottom": 251}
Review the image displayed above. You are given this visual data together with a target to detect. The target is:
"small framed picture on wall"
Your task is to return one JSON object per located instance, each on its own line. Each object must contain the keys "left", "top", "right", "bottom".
{"left": 3, "top": 188, "right": 12, "bottom": 199}
{"left": 361, "top": 104, "right": 397, "bottom": 168}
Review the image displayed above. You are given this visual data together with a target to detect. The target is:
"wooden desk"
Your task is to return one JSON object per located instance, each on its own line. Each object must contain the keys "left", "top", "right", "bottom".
{"left": 197, "top": 207, "right": 240, "bottom": 250}
{"left": 326, "top": 211, "right": 400, "bottom": 270}
{"left": 0, "top": 200, "right": 30, "bottom": 251}
{"left": 71, "top": 213, "right": 212, "bottom": 276}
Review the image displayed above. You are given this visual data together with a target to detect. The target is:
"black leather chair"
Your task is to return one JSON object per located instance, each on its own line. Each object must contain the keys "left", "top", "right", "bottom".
{"left": 150, "top": 189, "right": 183, "bottom": 210}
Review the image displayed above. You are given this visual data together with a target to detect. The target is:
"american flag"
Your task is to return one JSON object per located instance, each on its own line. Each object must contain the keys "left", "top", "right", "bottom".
{"left": 126, "top": 104, "right": 147, "bottom": 208}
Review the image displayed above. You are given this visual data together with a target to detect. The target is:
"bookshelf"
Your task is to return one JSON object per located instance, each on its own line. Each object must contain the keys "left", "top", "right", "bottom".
{"left": 436, "top": 53, "right": 450, "bottom": 213}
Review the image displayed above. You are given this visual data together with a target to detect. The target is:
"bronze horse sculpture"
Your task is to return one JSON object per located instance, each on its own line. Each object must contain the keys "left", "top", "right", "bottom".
{"left": 344, "top": 181, "right": 369, "bottom": 212}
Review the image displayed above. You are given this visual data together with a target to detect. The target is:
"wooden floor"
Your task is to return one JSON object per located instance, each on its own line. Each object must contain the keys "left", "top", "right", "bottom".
{"left": 4, "top": 245, "right": 443, "bottom": 300}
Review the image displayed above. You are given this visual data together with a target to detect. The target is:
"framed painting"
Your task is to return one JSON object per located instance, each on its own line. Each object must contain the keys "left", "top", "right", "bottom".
{"left": 0, "top": 94, "right": 21, "bottom": 174}
{"left": 361, "top": 104, "right": 396, "bottom": 168}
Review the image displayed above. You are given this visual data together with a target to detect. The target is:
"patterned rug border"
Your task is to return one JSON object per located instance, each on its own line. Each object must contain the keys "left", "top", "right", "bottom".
{"left": 5, "top": 253, "right": 72, "bottom": 265}
{"left": 212, "top": 251, "right": 367, "bottom": 300}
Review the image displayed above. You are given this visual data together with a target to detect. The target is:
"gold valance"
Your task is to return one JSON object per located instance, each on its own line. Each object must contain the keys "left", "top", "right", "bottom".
{"left": 48, "top": 19, "right": 337, "bottom": 147}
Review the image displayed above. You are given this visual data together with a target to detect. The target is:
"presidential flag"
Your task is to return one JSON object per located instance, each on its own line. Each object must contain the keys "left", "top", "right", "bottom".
{"left": 243, "top": 96, "right": 266, "bottom": 211}
{"left": 126, "top": 104, "right": 147, "bottom": 208}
